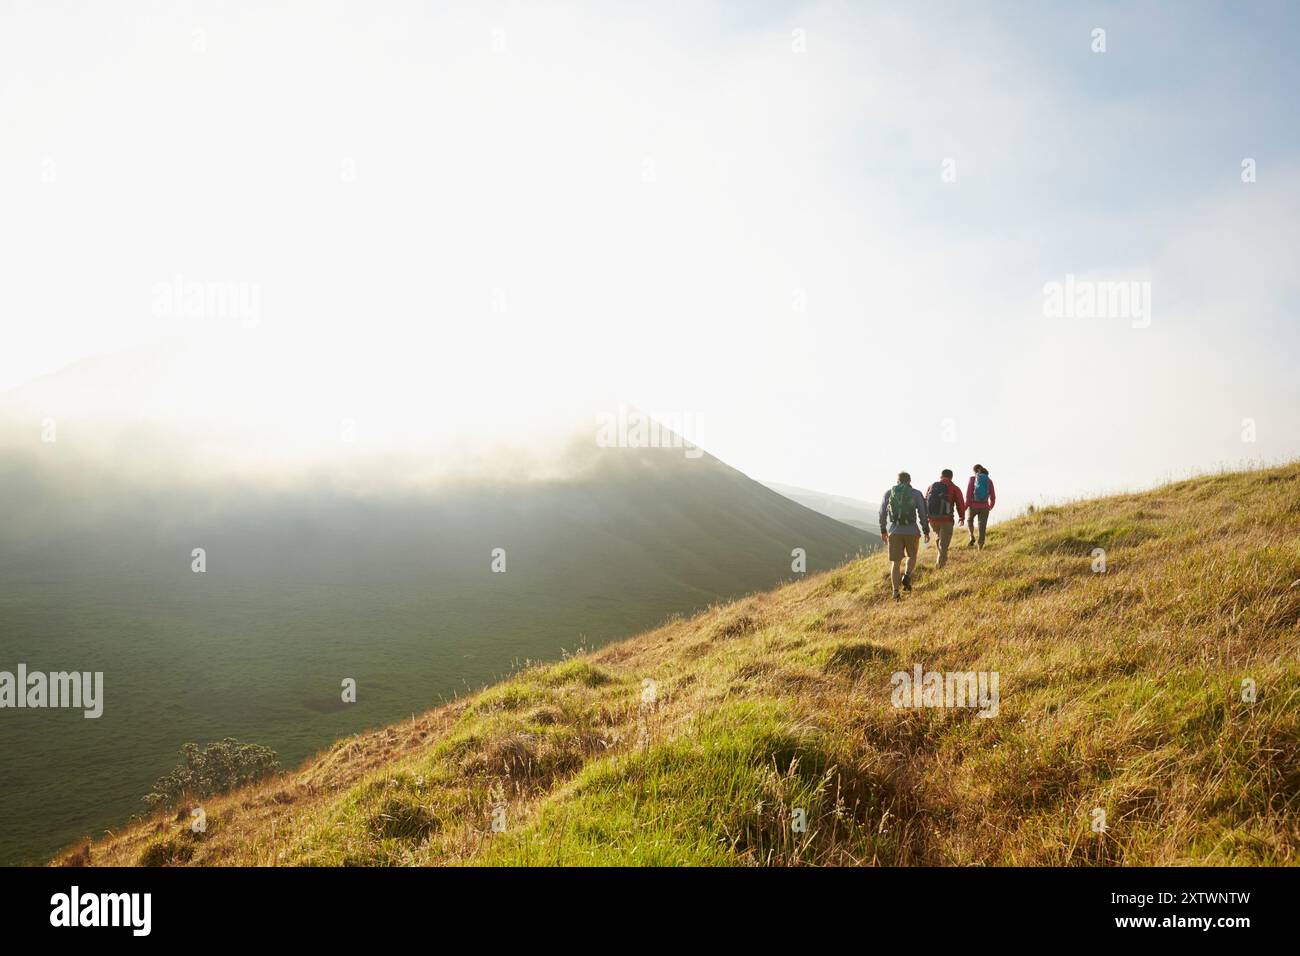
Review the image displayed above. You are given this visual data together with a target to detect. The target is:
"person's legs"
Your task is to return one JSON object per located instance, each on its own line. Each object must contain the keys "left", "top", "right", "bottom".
{"left": 968, "top": 510, "right": 977, "bottom": 545}
{"left": 935, "top": 523, "right": 953, "bottom": 567}
{"left": 975, "top": 509, "right": 989, "bottom": 548}
{"left": 902, "top": 535, "right": 920, "bottom": 583}
{"left": 888, "top": 535, "right": 905, "bottom": 594}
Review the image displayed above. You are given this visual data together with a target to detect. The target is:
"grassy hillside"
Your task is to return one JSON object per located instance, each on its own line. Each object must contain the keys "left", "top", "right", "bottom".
{"left": 0, "top": 439, "right": 871, "bottom": 865}
{"left": 60, "top": 463, "right": 1300, "bottom": 866}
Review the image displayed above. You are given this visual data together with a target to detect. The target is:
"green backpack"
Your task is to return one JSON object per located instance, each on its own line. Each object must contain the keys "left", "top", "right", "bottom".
{"left": 888, "top": 484, "right": 912, "bottom": 525}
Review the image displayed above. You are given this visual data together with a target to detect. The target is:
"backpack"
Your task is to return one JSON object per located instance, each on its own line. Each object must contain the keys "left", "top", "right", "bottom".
{"left": 888, "top": 484, "right": 913, "bottom": 525}
{"left": 973, "top": 473, "right": 990, "bottom": 503}
{"left": 927, "top": 481, "right": 952, "bottom": 518}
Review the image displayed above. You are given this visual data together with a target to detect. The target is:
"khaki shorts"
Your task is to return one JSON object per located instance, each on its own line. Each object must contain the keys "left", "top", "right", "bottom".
{"left": 888, "top": 533, "right": 920, "bottom": 562}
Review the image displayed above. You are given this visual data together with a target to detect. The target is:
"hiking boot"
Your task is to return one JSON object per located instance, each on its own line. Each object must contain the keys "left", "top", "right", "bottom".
{"left": 901, "top": 573, "right": 912, "bottom": 592}
{"left": 967, "top": 539, "right": 976, "bottom": 548}
{"left": 892, "top": 590, "right": 901, "bottom": 601}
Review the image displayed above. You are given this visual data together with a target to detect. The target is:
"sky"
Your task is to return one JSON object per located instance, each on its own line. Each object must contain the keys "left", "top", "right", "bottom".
{"left": 2, "top": 0, "right": 1298, "bottom": 515}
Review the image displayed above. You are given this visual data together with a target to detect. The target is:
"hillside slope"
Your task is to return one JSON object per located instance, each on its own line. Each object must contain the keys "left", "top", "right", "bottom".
{"left": 0, "top": 346, "right": 874, "bottom": 865}
{"left": 0, "top": 437, "right": 872, "bottom": 865}
{"left": 61, "top": 463, "right": 1300, "bottom": 866}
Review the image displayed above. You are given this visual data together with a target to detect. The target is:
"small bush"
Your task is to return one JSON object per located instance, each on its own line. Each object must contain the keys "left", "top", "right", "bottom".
{"left": 59, "top": 843, "right": 91, "bottom": 867}
{"left": 540, "top": 659, "right": 614, "bottom": 688}
{"left": 144, "top": 738, "right": 280, "bottom": 809}
{"left": 713, "top": 612, "right": 759, "bottom": 640}
{"left": 137, "top": 837, "right": 195, "bottom": 867}
{"left": 823, "top": 640, "right": 895, "bottom": 675}
{"left": 366, "top": 795, "right": 438, "bottom": 842}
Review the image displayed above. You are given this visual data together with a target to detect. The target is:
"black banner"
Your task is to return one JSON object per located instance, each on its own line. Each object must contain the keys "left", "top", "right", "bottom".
{"left": 2, "top": 866, "right": 1288, "bottom": 942}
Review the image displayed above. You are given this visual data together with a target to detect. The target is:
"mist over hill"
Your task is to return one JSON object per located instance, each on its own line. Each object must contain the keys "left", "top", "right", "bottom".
{"left": 0, "top": 347, "right": 873, "bottom": 864}
{"left": 763, "top": 481, "right": 879, "bottom": 532}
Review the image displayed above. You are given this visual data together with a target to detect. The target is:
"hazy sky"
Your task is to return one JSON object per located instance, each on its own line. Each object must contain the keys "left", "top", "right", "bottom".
{"left": 2, "top": 1, "right": 1298, "bottom": 514}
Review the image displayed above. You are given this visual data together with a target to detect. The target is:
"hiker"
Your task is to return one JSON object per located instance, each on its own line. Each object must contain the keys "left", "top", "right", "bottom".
{"left": 879, "top": 471, "right": 931, "bottom": 601}
{"left": 925, "top": 469, "right": 967, "bottom": 568}
{"left": 966, "top": 464, "right": 996, "bottom": 549}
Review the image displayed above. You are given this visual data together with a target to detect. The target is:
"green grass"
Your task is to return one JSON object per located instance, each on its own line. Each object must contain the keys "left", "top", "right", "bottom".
{"left": 61, "top": 462, "right": 1300, "bottom": 867}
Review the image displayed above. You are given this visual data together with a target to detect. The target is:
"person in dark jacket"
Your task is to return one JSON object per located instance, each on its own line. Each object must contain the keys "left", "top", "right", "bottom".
{"left": 924, "top": 469, "right": 966, "bottom": 568}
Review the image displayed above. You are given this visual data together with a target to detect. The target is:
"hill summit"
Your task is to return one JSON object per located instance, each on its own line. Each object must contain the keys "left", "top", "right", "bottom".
{"left": 61, "top": 463, "right": 1300, "bottom": 866}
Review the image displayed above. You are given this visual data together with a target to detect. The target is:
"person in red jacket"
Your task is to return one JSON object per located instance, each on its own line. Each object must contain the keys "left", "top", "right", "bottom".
{"left": 966, "top": 464, "right": 996, "bottom": 549}
{"left": 923, "top": 469, "right": 966, "bottom": 569}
